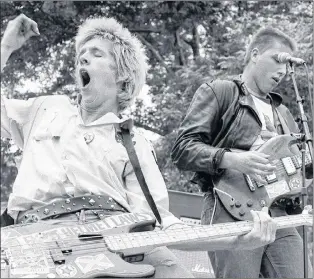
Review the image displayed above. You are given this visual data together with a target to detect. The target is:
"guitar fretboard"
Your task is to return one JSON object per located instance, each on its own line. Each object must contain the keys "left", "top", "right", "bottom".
{"left": 104, "top": 214, "right": 312, "bottom": 252}
{"left": 293, "top": 152, "right": 312, "bottom": 167}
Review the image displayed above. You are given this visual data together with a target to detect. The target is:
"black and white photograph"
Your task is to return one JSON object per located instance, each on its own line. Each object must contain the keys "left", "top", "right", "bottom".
{"left": 0, "top": 1, "right": 313, "bottom": 278}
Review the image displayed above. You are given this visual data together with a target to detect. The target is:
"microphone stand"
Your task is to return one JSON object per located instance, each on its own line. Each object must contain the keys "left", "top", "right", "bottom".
{"left": 287, "top": 61, "right": 313, "bottom": 279}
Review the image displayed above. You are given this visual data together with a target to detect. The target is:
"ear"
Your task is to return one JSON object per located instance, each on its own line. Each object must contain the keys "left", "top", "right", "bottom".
{"left": 116, "top": 79, "right": 128, "bottom": 93}
{"left": 250, "top": 48, "right": 259, "bottom": 63}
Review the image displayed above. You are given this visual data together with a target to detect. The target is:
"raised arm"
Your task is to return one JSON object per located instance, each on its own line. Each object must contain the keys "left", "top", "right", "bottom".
{"left": 1, "top": 14, "right": 40, "bottom": 145}
{"left": 1, "top": 14, "right": 39, "bottom": 72}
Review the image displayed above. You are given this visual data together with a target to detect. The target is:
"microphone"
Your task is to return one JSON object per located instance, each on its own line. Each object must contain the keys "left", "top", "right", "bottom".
{"left": 274, "top": 52, "right": 305, "bottom": 65}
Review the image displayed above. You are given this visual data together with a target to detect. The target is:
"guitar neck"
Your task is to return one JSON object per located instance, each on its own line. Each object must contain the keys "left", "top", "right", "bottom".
{"left": 104, "top": 214, "right": 311, "bottom": 253}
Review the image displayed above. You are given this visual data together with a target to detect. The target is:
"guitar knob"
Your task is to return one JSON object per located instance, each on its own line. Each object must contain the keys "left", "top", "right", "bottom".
{"left": 235, "top": 201, "right": 242, "bottom": 208}
{"left": 247, "top": 200, "right": 253, "bottom": 207}
{"left": 260, "top": 200, "right": 266, "bottom": 207}
{"left": 230, "top": 200, "right": 235, "bottom": 207}
{"left": 239, "top": 209, "right": 245, "bottom": 216}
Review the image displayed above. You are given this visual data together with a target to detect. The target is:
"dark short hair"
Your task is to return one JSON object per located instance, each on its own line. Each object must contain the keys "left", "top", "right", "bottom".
{"left": 244, "top": 26, "right": 297, "bottom": 65}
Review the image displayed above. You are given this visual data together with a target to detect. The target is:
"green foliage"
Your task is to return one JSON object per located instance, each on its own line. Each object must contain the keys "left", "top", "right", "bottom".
{"left": 1, "top": 1, "right": 313, "bottom": 201}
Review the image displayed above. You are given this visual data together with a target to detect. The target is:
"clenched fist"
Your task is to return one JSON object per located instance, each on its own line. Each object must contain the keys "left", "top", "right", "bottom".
{"left": 2, "top": 14, "right": 40, "bottom": 52}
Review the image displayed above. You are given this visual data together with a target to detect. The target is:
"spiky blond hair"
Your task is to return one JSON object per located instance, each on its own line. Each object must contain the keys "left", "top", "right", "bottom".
{"left": 75, "top": 17, "right": 149, "bottom": 111}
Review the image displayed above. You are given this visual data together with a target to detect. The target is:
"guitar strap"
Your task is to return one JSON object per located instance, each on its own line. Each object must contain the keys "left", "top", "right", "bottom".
{"left": 273, "top": 108, "right": 291, "bottom": 135}
{"left": 120, "top": 121, "right": 163, "bottom": 227}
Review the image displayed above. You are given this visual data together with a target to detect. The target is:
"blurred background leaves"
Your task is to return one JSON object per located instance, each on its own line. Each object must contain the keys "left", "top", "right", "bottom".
{"left": 1, "top": 1, "right": 313, "bottom": 199}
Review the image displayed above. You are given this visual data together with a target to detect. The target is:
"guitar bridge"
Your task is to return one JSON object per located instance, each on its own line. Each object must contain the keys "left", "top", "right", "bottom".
{"left": 244, "top": 175, "right": 256, "bottom": 191}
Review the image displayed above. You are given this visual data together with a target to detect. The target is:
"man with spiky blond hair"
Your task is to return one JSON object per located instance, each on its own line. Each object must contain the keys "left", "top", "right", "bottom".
{"left": 1, "top": 14, "right": 278, "bottom": 278}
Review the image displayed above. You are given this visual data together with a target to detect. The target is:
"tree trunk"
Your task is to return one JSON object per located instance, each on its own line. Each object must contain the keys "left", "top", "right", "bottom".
{"left": 136, "top": 33, "right": 172, "bottom": 73}
{"left": 175, "top": 29, "right": 186, "bottom": 66}
{"left": 191, "top": 22, "right": 200, "bottom": 59}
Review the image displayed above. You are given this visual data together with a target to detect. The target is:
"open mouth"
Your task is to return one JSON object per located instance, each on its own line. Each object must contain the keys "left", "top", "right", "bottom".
{"left": 80, "top": 69, "right": 91, "bottom": 87}
{"left": 272, "top": 77, "right": 279, "bottom": 83}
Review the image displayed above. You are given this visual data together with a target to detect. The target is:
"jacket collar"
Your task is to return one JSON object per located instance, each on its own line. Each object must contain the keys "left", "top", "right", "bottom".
{"left": 233, "top": 76, "right": 283, "bottom": 107}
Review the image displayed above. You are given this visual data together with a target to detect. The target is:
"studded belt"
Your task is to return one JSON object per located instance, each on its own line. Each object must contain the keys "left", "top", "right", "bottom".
{"left": 17, "top": 195, "right": 127, "bottom": 224}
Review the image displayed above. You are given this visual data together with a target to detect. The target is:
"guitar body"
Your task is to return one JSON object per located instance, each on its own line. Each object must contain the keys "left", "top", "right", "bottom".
{"left": 1, "top": 213, "right": 156, "bottom": 278}
{"left": 214, "top": 135, "right": 312, "bottom": 221}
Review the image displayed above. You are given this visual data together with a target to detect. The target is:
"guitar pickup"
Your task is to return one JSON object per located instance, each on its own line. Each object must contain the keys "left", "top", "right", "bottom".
{"left": 255, "top": 176, "right": 265, "bottom": 187}
{"left": 266, "top": 172, "right": 277, "bottom": 183}
{"left": 78, "top": 233, "right": 103, "bottom": 240}
{"left": 49, "top": 248, "right": 65, "bottom": 264}
{"left": 281, "top": 157, "right": 297, "bottom": 175}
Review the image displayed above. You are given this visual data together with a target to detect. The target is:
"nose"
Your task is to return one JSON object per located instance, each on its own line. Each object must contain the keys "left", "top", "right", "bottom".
{"left": 79, "top": 53, "right": 90, "bottom": 66}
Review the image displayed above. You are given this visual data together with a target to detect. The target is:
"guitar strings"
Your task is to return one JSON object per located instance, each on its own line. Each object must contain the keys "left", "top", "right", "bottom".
{"left": 2, "top": 221, "right": 257, "bottom": 252}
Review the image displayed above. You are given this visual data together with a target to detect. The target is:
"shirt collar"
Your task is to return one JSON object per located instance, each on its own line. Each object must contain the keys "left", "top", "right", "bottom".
{"left": 75, "top": 93, "right": 130, "bottom": 126}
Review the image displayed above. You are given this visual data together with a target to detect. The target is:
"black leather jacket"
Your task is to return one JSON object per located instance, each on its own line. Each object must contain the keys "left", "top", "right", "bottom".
{"left": 171, "top": 78, "right": 300, "bottom": 192}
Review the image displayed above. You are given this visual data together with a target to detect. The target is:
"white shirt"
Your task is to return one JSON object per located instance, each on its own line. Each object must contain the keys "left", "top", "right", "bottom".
{"left": 249, "top": 94, "right": 278, "bottom": 150}
{"left": 1, "top": 95, "right": 181, "bottom": 229}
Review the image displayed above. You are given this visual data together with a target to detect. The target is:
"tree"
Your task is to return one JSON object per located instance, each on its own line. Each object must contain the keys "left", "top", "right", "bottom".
{"left": 1, "top": 1, "right": 313, "bottom": 199}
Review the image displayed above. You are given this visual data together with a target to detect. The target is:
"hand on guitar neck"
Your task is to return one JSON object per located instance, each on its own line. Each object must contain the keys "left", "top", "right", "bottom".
{"left": 234, "top": 206, "right": 276, "bottom": 250}
{"left": 220, "top": 150, "right": 277, "bottom": 184}
{"left": 168, "top": 206, "right": 277, "bottom": 251}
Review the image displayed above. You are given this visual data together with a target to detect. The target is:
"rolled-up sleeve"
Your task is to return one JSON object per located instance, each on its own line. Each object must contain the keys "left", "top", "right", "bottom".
{"left": 1, "top": 96, "right": 35, "bottom": 149}
{"left": 171, "top": 82, "right": 227, "bottom": 174}
{"left": 123, "top": 133, "right": 183, "bottom": 230}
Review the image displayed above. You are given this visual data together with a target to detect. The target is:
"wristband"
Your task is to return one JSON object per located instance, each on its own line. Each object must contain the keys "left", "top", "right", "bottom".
{"left": 213, "top": 148, "right": 231, "bottom": 174}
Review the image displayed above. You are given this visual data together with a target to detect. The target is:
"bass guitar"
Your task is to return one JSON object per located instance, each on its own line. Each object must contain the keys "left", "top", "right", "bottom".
{"left": 214, "top": 134, "right": 312, "bottom": 220}
{"left": 1, "top": 211, "right": 312, "bottom": 278}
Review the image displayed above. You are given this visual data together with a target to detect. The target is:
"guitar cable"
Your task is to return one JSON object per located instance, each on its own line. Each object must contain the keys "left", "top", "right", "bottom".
{"left": 210, "top": 193, "right": 218, "bottom": 226}
{"left": 211, "top": 188, "right": 234, "bottom": 225}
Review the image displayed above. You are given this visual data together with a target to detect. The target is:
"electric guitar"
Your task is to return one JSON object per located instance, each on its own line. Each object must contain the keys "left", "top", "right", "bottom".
{"left": 213, "top": 134, "right": 312, "bottom": 221}
{"left": 1, "top": 211, "right": 312, "bottom": 278}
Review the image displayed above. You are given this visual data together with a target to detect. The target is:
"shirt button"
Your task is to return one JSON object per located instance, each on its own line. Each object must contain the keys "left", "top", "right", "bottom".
{"left": 62, "top": 153, "right": 69, "bottom": 160}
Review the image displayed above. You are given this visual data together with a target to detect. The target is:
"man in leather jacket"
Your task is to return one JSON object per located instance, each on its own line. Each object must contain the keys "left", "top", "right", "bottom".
{"left": 171, "top": 26, "right": 312, "bottom": 278}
